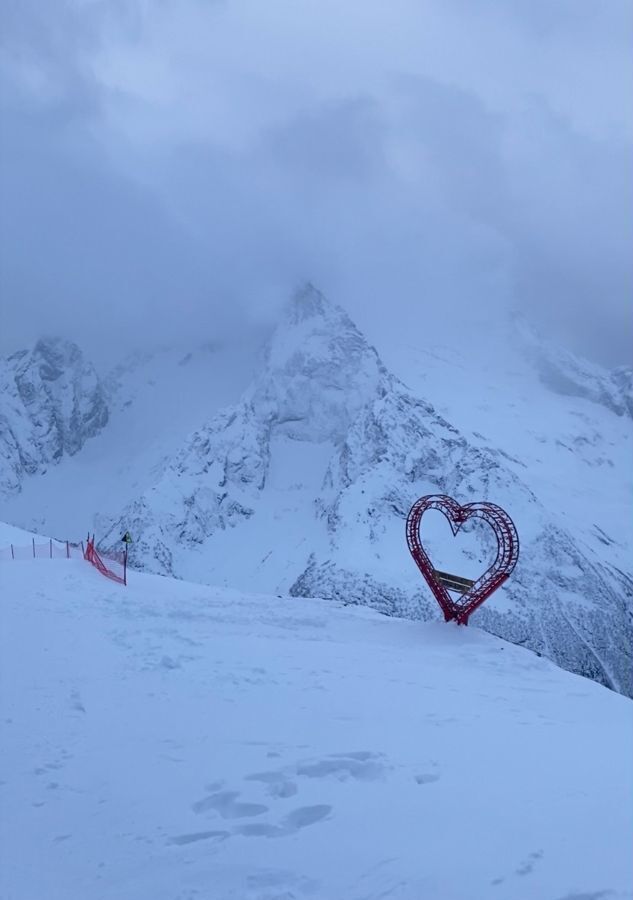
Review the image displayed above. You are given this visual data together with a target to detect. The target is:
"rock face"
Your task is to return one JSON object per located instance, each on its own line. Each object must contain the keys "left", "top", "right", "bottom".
{"left": 101, "top": 285, "right": 633, "bottom": 698}
{"left": 611, "top": 366, "right": 633, "bottom": 419}
{"left": 0, "top": 338, "right": 108, "bottom": 495}
{"left": 522, "top": 327, "right": 633, "bottom": 419}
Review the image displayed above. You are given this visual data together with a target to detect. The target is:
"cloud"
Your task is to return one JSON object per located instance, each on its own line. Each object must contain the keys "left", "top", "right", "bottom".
{"left": 0, "top": 0, "right": 631, "bottom": 365}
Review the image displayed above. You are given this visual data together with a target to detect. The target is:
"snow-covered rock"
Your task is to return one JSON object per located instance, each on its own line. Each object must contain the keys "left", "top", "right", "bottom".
{"left": 612, "top": 365, "right": 633, "bottom": 418}
{"left": 100, "top": 285, "right": 633, "bottom": 698}
{"left": 520, "top": 323, "right": 633, "bottom": 419}
{"left": 0, "top": 338, "right": 108, "bottom": 495}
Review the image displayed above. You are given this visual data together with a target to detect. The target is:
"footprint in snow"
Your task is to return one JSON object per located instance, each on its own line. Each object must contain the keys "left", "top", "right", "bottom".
{"left": 295, "top": 751, "right": 387, "bottom": 782}
{"left": 245, "top": 771, "right": 298, "bottom": 799}
{"left": 282, "top": 804, "right": 331, "bottom": 830}
{"left": 515, "top": 850, "right": 544, "bottom": 876}
{"left": 169, "top": 830, "right": 230, "bottom": 845}
{"left": 70, "top": 690, "right": 86, "bottom": 713}
{"left": 234, "top": 805, "right": 332, "bottom": 838}
{"left": 184, "top": 749, "right": 382, "bottom": 846}
{"left": 414, "top": 773, "right": 440, "bottom": 785}
{"left": 191, "top": 790, "right": 268, "bottom": 820}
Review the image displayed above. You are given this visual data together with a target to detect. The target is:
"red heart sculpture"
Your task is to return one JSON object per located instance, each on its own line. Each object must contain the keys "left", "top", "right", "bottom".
{"left": 406, "top": 495, "right": 519, "bottom": 625}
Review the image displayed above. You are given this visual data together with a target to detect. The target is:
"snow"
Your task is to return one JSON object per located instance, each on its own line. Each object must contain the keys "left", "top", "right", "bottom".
{"left": 1, "top": 340, "right": 259, "bottom": 538}
{"left": 1, "top": 553, "right": 632, "bottom": 900}
{"left": 0, "top": 520, "right": 48, "bottom": 545}
{"left": 173, "top": 435, "right": 335, "bottom": 592}
{"left": 378, "top": 322, "right": 633, "bottom": 577}
{"left": 1, "top": 289, "right": 632, "bottom": 697}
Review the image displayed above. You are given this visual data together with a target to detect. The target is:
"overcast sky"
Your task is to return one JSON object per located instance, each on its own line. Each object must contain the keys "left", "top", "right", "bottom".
{"left": 1, "top": 1, "right": 631, "bottom": 366}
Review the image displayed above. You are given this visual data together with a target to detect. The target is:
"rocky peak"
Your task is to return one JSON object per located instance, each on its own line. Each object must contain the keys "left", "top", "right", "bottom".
{"left": 251, "top": 283, "right": 389, "bottom": 443}
{"left": 280, "top": 281, "right": 334, "bottom": 325}
{"left": 31, "top": 337, "right": 83, "bottom": 381}
{"left": 0, "top": 337, "right": 108, "bottom": 494}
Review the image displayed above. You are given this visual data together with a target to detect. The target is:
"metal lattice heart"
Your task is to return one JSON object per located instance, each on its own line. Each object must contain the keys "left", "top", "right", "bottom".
{"left": 406, "top": 495, "right": 519, "bottom": 625}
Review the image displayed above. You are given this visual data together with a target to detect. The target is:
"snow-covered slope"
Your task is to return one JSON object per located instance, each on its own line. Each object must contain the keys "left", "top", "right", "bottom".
{"left": 1, "top": 554, "right": 631, "bottom": 900}
{"left": 0, "top": 338, "right": 108, "bottom": 496}
{"left": 1, "top": 287, "right": 631, "bottom": 697}
{"left": 0, "top": 339, "right": 259, "bottom": 537}
{"left": 0, "top": 519, "right": 45, "bottom": 545}
{"left": 378, "top": 316, "right": 633, "bottom": 582}
{"left": 98, "top": 286, "right": 633, "bottom": 697}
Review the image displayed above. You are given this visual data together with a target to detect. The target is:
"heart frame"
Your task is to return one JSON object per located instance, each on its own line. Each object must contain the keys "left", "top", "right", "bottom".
{"left": 406, "top": 494, "right": 519, "bottom": 625}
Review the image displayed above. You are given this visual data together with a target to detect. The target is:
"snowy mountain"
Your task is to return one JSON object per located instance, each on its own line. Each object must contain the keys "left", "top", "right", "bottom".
{"left": 1, "top": 287, "right": 631, "bottom": 698}
{"left": 2, "top": 550, "right": 632, "bottom": 900}
{"left": 0, "top": 338, "right": 108, "bottom": 496}
{"left": 522, "top": 324, "right": 633, "bottom": 420}
{"left": 93, "top": 285, "right": 633, "bottom": 697}
{"left": 0, "top": 338, "right": 259, "bottom": 537}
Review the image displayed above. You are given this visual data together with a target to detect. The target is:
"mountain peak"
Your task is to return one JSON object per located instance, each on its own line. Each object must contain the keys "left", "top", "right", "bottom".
{"left": 280, "top": 281, "right": 357, "bottom": 333}
{"left": 252, "top": 284, "right": 388, "bottom": 442}
{"left": 30, "top": 337, "right": 84, "bottom": 382}
{"left": 285, "top": 281, "right": 331, "bottom": 319}
{"left": 268, "top": 283, "right": 379, "bottom": 370}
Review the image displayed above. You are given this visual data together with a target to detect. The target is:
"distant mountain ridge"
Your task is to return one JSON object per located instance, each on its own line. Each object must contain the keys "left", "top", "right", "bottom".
{"left": 1, "top": 287, "right": 631, "bottom": 697}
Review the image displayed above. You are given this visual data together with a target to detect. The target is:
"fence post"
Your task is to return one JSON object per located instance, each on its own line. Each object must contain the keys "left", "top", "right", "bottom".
{"left": 66, "top": 541, "right": 69, "bottom": 559}
{"left": 11, "top": 544, "right": 14, "bottom": 560}
{"left": 50, "top": 539, "right": 52, "bottom": 559}
{"left": 124, "top": 546, "right": 128, "bottom": 586}
{"left": 32, "top": 537, "right": 35, "bottom": 558}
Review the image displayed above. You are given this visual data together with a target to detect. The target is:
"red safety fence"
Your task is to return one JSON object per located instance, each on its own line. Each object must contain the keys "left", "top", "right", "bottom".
{"left": 0, "top": 532, "right": 128, "bottom": 587}
{"left": 84, "top": 535, "right": 127, "bottom": 586}
{"left": 0, "top": 538, "right": 85, "bottom": 561}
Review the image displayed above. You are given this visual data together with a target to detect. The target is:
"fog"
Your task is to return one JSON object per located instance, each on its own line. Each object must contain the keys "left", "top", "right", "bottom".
{"left": 1, "top": 0, "right": 631, "bottom": 367}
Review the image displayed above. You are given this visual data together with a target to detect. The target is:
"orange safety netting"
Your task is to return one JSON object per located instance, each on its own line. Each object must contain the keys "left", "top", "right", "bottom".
{"left": 84, "top": 537, "right": 127, "bottom": 585}
{"left": 1, "top": 533, "right": 128, "bottom": 586}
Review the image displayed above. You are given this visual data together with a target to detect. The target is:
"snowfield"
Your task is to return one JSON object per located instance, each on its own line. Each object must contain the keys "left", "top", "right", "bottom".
{"left": 1, "top": 554, "right": 632, "bottom": 900}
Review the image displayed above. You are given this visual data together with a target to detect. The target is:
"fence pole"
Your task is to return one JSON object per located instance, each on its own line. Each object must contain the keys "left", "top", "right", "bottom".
{"left": 50, "top": 539, "right": 52, "bottom": 559}
{"left": 32, "top": 537, "right": 35, "bottom": 558}
{"left": 11, "top": 544, "right": 14, "bottom": 560}
{"left": 124, "top": 546, "right": 128, "bottom": 586}
{"left": 66, "top": 541, "right": 69, "bottom": 559}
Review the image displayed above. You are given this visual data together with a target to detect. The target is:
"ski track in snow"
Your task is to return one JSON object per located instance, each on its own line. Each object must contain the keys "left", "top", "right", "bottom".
{"left": 1, "top": 556, "right": 632, "bottom": 900}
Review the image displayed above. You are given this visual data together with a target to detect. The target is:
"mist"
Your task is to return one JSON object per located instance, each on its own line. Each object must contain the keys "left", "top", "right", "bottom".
{"left": 1, "top": 0, "right": 631, "bottom": 367}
